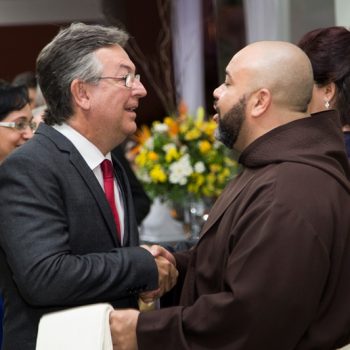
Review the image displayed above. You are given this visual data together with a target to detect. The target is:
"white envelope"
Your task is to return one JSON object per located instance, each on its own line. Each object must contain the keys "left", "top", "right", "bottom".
{"left": 36, "top": 303, "right": 114, "bottom": 350}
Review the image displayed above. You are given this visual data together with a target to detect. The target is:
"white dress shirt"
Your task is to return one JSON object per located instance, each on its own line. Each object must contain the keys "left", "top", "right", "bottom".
{"left": 53, "top": 123, "right": 124, "bottom": 242}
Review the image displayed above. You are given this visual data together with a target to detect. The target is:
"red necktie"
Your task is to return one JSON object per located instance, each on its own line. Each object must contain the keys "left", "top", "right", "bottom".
{"left": 100, "top": 159, "right": 121, "bottom": 242}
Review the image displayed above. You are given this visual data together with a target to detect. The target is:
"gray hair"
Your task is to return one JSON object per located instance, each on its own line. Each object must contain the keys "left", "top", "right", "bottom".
{"left": 36, "top": 22, "right": 129, "bottom": 125}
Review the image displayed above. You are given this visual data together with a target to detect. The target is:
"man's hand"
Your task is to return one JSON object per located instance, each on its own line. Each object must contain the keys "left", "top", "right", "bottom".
{"left": 140, "top": 245, "right": 178, "bottom": 301}
{"left": 110, "top": 309, "right": 139, "bottom": 350}
{"left": 141, "top": 244, "right": 176, "bottom": 266}
{"left": 155, "top": 254, "right": 178, "bottom": 293}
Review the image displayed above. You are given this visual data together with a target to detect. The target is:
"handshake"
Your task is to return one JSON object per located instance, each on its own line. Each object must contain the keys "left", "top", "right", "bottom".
{"left": 109, "top": 244, "right": 178, "bottom": 350}
{"left": 138, "top": 244, "right": 178, "bottom": 304}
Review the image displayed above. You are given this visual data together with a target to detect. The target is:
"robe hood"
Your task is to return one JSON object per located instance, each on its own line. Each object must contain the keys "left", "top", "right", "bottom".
{"left": 239, "top": 110, "right": 350, "bottom": 191}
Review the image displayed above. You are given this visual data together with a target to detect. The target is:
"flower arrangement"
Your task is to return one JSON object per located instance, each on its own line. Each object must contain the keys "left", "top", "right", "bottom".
{"left": 132, "top": 105, "right": 239, "bottom": 204}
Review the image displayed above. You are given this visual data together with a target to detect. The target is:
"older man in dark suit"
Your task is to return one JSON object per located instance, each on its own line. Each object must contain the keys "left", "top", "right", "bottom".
{"left": 0, "top": 23, "right": 177, "bottom": 350}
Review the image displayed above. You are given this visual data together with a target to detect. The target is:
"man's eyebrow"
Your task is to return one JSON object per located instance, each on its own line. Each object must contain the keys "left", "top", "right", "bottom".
{"left": 118, "top": 63, "right": 134, "bottom": 71}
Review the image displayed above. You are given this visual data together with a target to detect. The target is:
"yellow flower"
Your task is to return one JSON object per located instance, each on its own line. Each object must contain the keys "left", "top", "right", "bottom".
{"left": 222, "top": 167, "right": 231, "bottom": 177}
{"left": 179, "top": 123, "right": 189, "bottom": 134}
{"left": 188, "top": 173, "right": 205, "bottom": 193}
{"left": 165, "top": 147, "right": 180, "bottom": 163}
{"left": 185, "top": 128, "right": 201, "bottom": 141}
{"left": 196, "top": 174, "right": 205, "bottom": 185}
{"left": 148, "top": 151, "right": 159, "bottom": 161}
{"left": 150, "top": 165, "right": 167, "bottom": 183}
{"left": 210, "top": 164, "right": 221, "bottom": 173}
{"left": 202, "top": 185, "right": 215, "bottom": 197}
{"left": 164, "top": 117, "right": 179, "bottom": 136}
{"left": 203, "top": 120, "right": 217, "bottom": 136}
{"left": 133, "top": 125, "right": 151, "bottom": 145}
{"left": 216, "top": 167, "right": 232, "bottom": 184}
{"left": 199, "top": 140, "right": 211, "bottom": 154}
{"left": 207, "top": 173, "right": 216, "bottom": 184}
{"left": 135, "top": 150, "right": 148, "bottom": 167}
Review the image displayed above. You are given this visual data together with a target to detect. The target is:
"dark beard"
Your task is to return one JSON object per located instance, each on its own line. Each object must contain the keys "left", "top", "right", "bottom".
{"left": 215, "top": 96, "right": 246, "bottom": 149}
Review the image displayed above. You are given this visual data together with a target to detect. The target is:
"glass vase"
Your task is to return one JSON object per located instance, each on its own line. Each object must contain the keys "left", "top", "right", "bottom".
{"left": 187, "top": 197, "right": 212, "bottom": 240}
{"left": 169, "top": 196, "right": 213, "bottom": 241}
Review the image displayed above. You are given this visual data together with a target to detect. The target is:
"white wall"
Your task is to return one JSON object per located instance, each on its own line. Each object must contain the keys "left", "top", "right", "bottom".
{"left": 335, "top": 0, "right": 350, "bottom": 26}
{"left": 243, "top": 0, "right": 290, "bottom": 43}
{"left": 171, "top": 0, "right": 205, "bottom": 115}
{"left": 290, "top": 0, "right": 335, "bottom": 43}
{"left": 0, "top": 0, "right": 104, "bottom": 26}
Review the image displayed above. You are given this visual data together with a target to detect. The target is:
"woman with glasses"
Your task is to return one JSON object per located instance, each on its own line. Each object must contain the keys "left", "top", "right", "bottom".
{"left": 0, "top": 79, "right": 35, "bottom": 347}
{"left": 0, "top": 80, "right": 35, "bottom": 164}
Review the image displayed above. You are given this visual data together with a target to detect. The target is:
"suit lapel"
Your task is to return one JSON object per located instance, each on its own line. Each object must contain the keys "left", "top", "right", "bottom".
{"left": 36, "top": 123, "right": 120, "bottom": 246}
{"left": 69, "top": 151, "right": 120, "bottom": 246}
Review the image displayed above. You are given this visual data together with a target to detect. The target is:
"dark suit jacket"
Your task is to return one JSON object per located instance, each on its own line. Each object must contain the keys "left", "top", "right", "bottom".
{"left": 0, "top": 296, "right": 2, "bottom": 347}
{"left": 0, "top": 123, "right": 158, "bottom": 350}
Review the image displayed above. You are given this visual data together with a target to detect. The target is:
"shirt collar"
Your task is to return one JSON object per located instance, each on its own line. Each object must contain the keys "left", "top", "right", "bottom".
{"left": 52, "top": 123, "right": 112, "bottom": 170}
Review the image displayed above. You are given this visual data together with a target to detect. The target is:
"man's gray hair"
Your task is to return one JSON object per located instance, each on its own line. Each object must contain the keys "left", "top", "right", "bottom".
{"left": 36, "top": 22, "right": 129, "bottom": 125}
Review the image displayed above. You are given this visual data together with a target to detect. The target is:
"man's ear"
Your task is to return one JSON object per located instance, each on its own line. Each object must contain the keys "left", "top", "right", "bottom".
{"left": 70, "top": 79, "right": 91, "bottom": 110}
{"left": 249, "top": 88, "right": 271, "bottom": 118}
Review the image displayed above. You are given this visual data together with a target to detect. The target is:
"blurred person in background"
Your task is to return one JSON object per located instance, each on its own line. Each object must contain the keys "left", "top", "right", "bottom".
{"left": 12, "top": 71, "right": 40, "bottom": 110}
{"left": 0, "top": 80, "right": 35, "bottom": 164}
{"left": 298, "top": 26, "right": 350, "bottom": 158}
{"left": 0, "top": 79, "right": 35, "bottom": 347}
{"left": 31, "top": 104, "right": 46, "bottom": 126}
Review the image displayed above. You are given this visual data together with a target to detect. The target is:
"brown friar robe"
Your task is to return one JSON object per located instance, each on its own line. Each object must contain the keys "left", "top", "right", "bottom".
{"left": 137, "top": 110, "right": 350, "bottom": 350}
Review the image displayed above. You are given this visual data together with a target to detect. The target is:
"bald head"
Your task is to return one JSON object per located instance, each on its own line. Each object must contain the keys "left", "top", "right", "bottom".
{"left": 228, "top": 41, "right": 314, "bottom": 112}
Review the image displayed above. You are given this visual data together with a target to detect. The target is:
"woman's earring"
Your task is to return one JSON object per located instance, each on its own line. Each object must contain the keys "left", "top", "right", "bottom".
{"left": 324, "top": 100, "right": 330, "bottom": 109}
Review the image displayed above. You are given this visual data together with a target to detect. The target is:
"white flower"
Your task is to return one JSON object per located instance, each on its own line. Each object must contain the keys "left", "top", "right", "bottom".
{"left": 138, "top": 171, "right": 151, "bottom": 183}
{"left": 145, "top": 137, "right": 154, "bottom": 150}
{"left": 162, "top": 143, "right": 177, "bottom": 152}
{"left": 194, "top": 161, "right": 205, "bottom": 173}
{"left": 180, "top": 145, "right": 188, "bottom": 153}
{"left": 213, "top": 141, "right": 221, "bottom": 149}
{"left": 153, "top": 123, "right": 169, "bottom": 133}
{"left": 169, "top": 154, "right": 193, "bottom": 185}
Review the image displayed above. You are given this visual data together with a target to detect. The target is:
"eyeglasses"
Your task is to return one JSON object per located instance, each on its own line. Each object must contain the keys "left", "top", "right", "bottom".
{"left": 97, "top": 72, "right": 140, "bottom": 88}
{"left": 0, "top": 120, "right": 37, "bottom": 132}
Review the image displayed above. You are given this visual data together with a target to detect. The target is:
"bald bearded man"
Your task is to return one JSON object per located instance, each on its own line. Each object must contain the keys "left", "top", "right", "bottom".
{"left": 110, "top": 41, "right": 350, "bottom": 350}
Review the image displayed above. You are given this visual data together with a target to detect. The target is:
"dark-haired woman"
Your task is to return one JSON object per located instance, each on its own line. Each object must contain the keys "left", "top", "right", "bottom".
{"left": 0, "top": 80, "right": 35, "bottom": 346}
{"left": 298, "top": 26, "right": 350, "bottom": 158}
{"left": 0, "top": 80, "right": 35, "bottom": 164}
